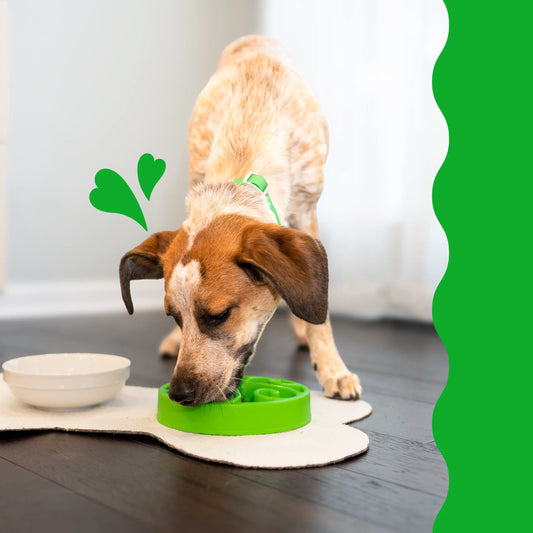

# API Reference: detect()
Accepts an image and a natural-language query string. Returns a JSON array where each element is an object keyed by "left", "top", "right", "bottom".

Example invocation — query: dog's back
[
  {"left": 187, "top": 35, "right": 329, "bottom": 229},
  {"left": 216, "top": 34, "right": 292, "bottom": 70}
]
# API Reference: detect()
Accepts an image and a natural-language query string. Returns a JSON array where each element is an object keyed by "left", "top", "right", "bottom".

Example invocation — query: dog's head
[{"left": 119, "top": 214, "right": 328, "bottom": 406}]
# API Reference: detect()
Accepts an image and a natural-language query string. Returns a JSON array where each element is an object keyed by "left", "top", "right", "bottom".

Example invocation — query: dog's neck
[
  {"left": 183, "top": 180, "right": 278, "bottom": 239},
  {"left": 185, "top": 135, "right": 289, "bottom": 231},
  {"left": 199, "top": 128, "right": 289, "bottom": 219}
]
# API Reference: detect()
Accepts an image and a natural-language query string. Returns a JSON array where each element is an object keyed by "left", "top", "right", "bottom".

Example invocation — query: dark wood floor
[{"left": 0, "top": 309, "right": 447, "bottom": 533}]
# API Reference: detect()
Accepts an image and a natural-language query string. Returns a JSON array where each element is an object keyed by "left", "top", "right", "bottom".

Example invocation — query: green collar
[{"left": 234, "top": 173, "right": 281, "bottom": 225}]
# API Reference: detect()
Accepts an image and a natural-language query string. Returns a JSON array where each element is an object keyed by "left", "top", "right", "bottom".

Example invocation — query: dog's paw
[{"left": 322, "top": 372, "right": 362, "bottom": 400}]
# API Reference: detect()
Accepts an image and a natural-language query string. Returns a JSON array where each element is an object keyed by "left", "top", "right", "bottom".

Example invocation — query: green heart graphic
[
  {"left": 138, "top": 153, "right": 166, "bottom": 200},
  {"left": 89, "top": 169, "right": 147, "bottom": 231}
]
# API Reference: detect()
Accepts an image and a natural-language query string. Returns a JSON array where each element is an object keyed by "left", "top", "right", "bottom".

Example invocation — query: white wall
[
  {"left": 259, "top": 0, "right": 448, "bottom": 320},
  {"left": 0, "top": 1, "right": 6, "bottom": 291},
  {"left": 5, "top": 0, "right": 259, "bottom": 283},
  {"left": 0, "top": 0, "right": 448, "bottom": 321}
]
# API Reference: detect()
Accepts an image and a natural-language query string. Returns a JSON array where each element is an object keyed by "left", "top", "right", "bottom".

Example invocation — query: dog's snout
[{"left": 168, "top": 380, "right": 195, "bottom": 406}]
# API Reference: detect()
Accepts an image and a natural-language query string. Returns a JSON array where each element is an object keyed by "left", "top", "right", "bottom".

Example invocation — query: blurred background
[{"left": 0, "top": 0, "right": 448, "bottom": 322}]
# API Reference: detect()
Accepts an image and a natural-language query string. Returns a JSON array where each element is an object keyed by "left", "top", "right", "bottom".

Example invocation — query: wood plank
[
  {"left": 0, "top": 431, "right": 392, "bottom": 533},
  {"left": 229, "top": 459, "right": 443, "bottom": 533},
  {"left": 330, "top": 316, "right": 447, "bottom": 381},
  {"left": 340, "top": 431, "right": 448, "bottom": 497},
  {"left": 0, "top": 455, "right": 148, "bottom": 532},
  {"left": 353, "top": 392, "right": 435, "bottom": 443},
  {"left": 356, "top": 368, "right": 445, "bottom": 404}
]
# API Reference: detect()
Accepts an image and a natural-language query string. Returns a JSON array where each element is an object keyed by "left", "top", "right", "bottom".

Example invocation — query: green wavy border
[{"left": 432, "top": 1, "right": 533, "bottom": 530}]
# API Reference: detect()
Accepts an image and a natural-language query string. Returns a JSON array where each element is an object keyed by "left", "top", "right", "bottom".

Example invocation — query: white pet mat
[{"left": 0, "top": 377, "right": 371, "bottom": 469}]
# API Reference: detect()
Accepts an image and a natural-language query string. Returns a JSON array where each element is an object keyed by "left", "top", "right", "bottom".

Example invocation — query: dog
[{"left": 119, "top": 35, "right": 362, "bottom": 406}]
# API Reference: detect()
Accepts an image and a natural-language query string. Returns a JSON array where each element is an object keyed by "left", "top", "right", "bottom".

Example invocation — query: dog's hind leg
[{"left": 159, "top": 326, "right": 182, "bottom": 358}]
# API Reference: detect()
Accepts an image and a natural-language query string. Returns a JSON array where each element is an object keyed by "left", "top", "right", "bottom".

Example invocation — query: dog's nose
[{"left": 168, "top": 381, "right": 195, "bottom": 406}]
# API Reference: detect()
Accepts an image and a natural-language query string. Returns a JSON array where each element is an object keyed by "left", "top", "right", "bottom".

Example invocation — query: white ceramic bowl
[{"left": 2, "top": 353, "right": 130, "bottom": 409}]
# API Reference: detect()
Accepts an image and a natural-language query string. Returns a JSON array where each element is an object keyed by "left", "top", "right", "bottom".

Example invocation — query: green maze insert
[{"left": 157, "top": 376, "right": 311, "bottom": 435}]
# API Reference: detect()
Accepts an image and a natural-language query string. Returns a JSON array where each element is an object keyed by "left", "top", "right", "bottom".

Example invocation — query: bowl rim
[{"left": 1, "top": 353, "right": 131, "bottom": 379}]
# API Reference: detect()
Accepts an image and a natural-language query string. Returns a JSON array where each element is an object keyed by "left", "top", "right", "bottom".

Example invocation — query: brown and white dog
[{"left": 119, "top": 35, "right": 361, "bottom": 406}]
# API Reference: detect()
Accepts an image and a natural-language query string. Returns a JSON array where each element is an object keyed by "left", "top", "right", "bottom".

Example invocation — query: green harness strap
[{"left": 234, "top": 173, "right": 281, "bottom": 225}]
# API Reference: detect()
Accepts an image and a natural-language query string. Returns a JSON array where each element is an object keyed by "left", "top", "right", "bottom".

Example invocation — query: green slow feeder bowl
[{"left": 157, "top": 376, "right": 311, "bottom": 435}]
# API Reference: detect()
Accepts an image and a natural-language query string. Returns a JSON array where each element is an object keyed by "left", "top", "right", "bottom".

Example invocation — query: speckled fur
[{"left": 187, "top": 35, "right": 328, "bottom": 229}]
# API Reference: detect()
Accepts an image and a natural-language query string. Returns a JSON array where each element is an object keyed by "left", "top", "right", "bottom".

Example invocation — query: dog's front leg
[
  {"left": 305, "top": 317, "right": 362, "bottom": 399},
  {"left": 159, "top": 326, "right": 182, "bottom": 358},
  {"left": 288, "top": 210, "right": 362, "bottom": 399}
]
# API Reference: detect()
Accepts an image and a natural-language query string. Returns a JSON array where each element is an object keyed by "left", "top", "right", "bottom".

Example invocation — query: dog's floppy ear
[
  {"left": 119, "top": 231, "right": 176, "bottom": 315},
  {"left": 237, "top": 223, "right": 329, "bottom": 324}
]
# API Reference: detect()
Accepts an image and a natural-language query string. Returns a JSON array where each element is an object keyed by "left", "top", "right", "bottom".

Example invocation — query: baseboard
[
  {"left": 0, "top": 279, "right": 432, "bottom": 322},
  {"left": 0, "top": 280, "right": 164, "bottom": 320}
]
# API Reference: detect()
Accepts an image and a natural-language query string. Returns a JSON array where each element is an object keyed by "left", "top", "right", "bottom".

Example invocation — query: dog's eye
[
  {"left": 205, "top": 308, "right": 232, "bottom": 326},
  {"left": 166, "top": 309, "right": 183, "bottom": 328},
  {"left": 173, "top": 313, "right": 183, "bottom": 328}
]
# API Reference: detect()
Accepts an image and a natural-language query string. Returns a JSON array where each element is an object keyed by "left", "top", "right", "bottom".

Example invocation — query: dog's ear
[
  {"left": 119, "top": 231, "right": 176, "bottom": 314},
  {"left": 237, "top": 223, "right": 329, "bottom": 324}
]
